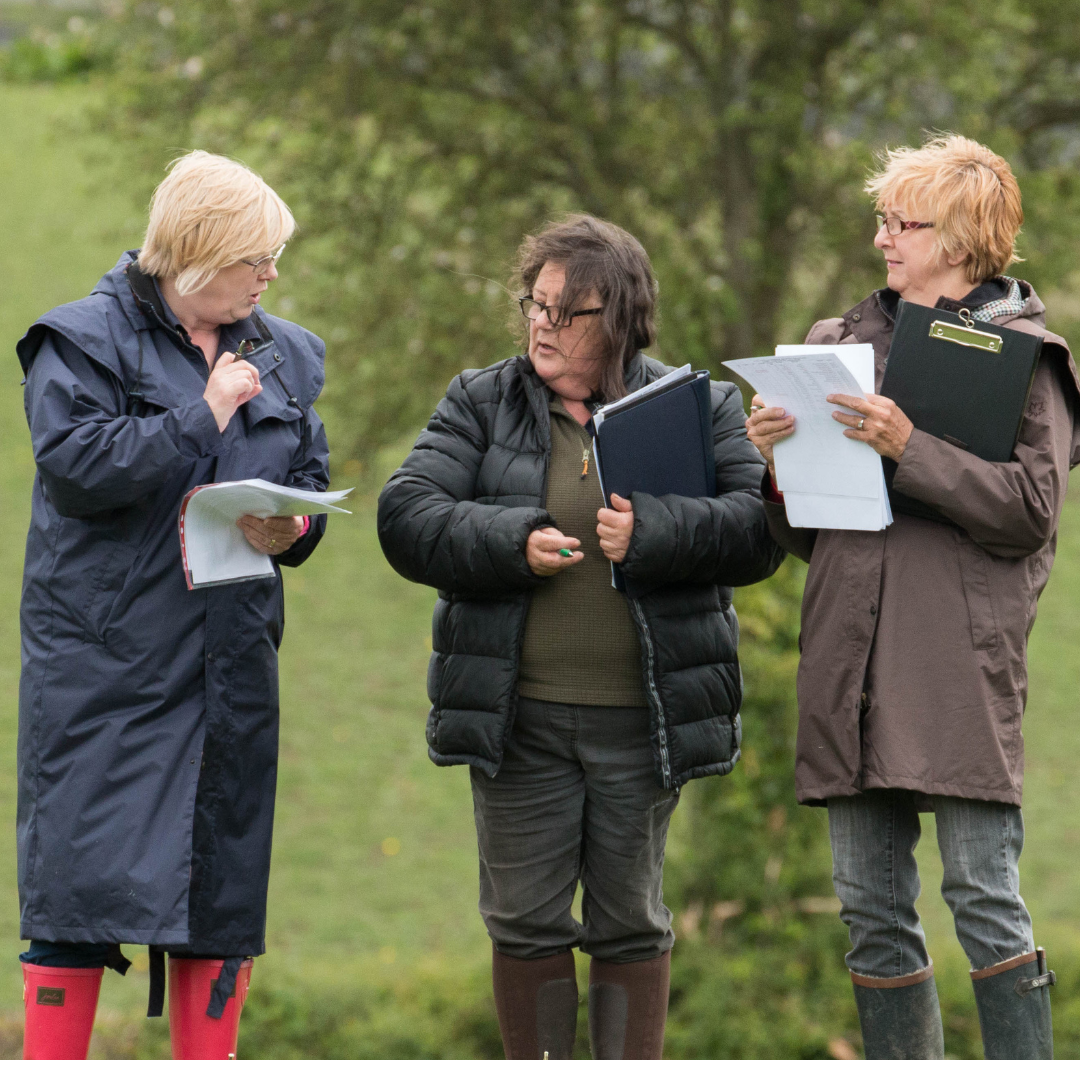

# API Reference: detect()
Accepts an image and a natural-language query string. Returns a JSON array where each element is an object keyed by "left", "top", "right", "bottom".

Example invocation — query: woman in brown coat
[{"left": 747, "top": 135, "right": 1080, "bottom": 1060}]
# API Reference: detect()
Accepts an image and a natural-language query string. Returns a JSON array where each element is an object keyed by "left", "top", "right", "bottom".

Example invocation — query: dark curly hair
[{"left": 513, "top": 214, "right": 658, "bottom": 402}]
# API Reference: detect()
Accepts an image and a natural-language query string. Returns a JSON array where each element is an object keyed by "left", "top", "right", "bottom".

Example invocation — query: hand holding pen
[{"left": 526, "top": 526, "right": 583, "bottom": 577}]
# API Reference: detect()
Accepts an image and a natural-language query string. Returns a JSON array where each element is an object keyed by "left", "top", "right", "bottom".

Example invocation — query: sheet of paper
[
  {"left": 592, "top": 364, "right": 692, "bottom": 432},
  {"left": 784, "top": 486, "right": 891, "bottom": 530},
  {"left": 773, "top": 344, "right": 892, "bottom": 528},
  {"left": 775, "top": 343, "right": 875, "bottom": 395},
  {"left": 724, "top": 354, "right": 880, "bottom": 498},
  {"left": 181, "top": 479, "right": 352, "bottom": 589}
]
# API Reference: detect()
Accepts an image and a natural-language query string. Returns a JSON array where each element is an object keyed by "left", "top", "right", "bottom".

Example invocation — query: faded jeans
[
  {"left": 828, "top": 789, "right": 1035, "bottom": 979},
  {"left": 470, "top": 697, "right": 679, "bottom": 963}
]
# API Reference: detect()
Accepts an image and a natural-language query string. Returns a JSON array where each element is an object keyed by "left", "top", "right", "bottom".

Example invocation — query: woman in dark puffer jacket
[{"left": 378, "top": 215, "right": 783, "bottom": 1059}]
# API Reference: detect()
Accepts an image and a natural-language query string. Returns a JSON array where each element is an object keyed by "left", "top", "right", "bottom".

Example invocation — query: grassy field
[{"left": 0, "top": 83, "right": 1077, "bottom": 1058}]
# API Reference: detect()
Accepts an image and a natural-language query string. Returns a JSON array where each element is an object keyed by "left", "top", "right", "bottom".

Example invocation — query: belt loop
[
  {"left": 147, "top": 947, "right": 166, "bottom": 1017},
  {"left": 105, "top": 943, "right": 132, "bottom": 976},
  {"left": 207, "top": 956, "right": 244, "bottom": 1019}
]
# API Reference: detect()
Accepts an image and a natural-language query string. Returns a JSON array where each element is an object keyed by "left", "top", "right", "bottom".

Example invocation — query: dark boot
[
  {"left": 588, "top": 952, "right": 670, "bottom": 1059},
  {"left": 971, "top": 948, "right": 1055, "bottom": 1059},
  {"left": 491, "top": 947, "right": 578, "bottom": 1059},
  {"left": 851, "top": 964, "right": 945, "bottom": 1059}
]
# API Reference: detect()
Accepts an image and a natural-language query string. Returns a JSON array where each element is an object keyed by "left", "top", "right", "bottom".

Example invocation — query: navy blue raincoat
[{"left": 16, "top": 251, "right": 329, "bottom": 956}]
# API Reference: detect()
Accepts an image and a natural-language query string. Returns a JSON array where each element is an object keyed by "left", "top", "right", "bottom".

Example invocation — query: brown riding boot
[
  {"left": 490, "top": 947, "right": 579, "bottom": 1059},
  {"left": 588, "top": 952, "right": 670, "bottom": 1059}
]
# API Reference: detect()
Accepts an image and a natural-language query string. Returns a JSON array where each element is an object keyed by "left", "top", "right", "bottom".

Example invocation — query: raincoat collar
[{"left": 124, "top": 254, "right": 270, "bottom": 359}]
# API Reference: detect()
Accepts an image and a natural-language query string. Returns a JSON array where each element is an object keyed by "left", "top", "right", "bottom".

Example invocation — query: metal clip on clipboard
[{"left": 928, "top": 307, "right": 1004, "bottom": 354}]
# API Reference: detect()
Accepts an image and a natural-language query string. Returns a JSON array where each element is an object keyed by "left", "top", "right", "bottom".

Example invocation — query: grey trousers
[
  {"left": 829, "top": 789, "right": 1035, "bottom": 979},
  {"left": 470, "top": 697, "right": 678, "bottom": 963}
]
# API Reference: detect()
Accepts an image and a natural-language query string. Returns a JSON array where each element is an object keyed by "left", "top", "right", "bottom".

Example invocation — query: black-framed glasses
[
  {"left": 241, "top": 242, "right": 287, "bottom": 273},
  {"left": 875, "top": 215, "right": 934, "bottom": 235},
  {"left": 519, "top": 296, "right": 603, "bottom": 327}
]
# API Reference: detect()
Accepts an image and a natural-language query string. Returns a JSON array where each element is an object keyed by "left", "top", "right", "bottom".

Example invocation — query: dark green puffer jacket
[{"left": 377, "top": 352, "right": 785, "bottom": 789}]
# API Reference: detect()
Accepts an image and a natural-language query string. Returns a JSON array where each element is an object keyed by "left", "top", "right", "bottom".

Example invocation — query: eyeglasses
[
  {"left": 519, "top": 296, "right": 603, "bottom": 327},
  {"left": 241, "top": 242, "right": 287, "bottom": 273},
  {"left": 875, "top": 215, "right": 934, "bottom": 235}
]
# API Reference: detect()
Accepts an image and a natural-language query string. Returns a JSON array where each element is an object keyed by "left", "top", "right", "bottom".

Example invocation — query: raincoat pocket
[
  {"left": 954, "top": 533, "right": 1000, "bottom": 653},
  {"left": 79, "top": 538, "right": 139, "bottom": 645}
]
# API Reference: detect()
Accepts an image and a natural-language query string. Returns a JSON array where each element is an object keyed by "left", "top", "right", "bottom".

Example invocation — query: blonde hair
[
  {"left": 864, "top": 134, "right": 1023, "bottom": 283},
  {"left": 139, "top": 151, "right": 295, "bottom": 295}
]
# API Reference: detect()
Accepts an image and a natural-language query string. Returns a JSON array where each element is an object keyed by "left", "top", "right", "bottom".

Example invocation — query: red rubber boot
[
  {"left": 21, "top": 963, "right": 103, "bottom": 1059},
  {"left": 168, "top": 958, "right": 253, "bottom": 1059}
]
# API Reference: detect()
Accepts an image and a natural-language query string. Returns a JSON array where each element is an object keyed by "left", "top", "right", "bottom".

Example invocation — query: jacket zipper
[{"left": 631, "top": 597, "right": 673, "bottom": 790}]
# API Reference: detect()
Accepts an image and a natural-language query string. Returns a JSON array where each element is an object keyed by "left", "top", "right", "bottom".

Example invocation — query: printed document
[
  {"left": 724, "top": 349, "right": 891, "bottom": 530},
  {"left": 180, "top": 478, "right": 352, "bottom": 589}
]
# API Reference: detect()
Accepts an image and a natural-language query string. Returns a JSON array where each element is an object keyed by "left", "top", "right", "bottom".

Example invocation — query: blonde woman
[
  {"left": 747, "top": 135, "right": 1080, "bottom": 1059},
  {"left": 16, "top": 152, "right": 329, "bottom": 1059}
]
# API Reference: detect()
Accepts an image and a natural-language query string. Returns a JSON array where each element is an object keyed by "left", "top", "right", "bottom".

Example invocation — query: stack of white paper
[
  {"left": 179, "top": 478, "right": 352, "bottom": 589},
  {"left": 723, "top": 346, "right": 892, "bottom": 531}
]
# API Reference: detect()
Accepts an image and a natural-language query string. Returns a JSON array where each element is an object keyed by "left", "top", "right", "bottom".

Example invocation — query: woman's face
[
  {"left": 874, "top": 205, "right": 961, "bottom": 298},
  {"left": 527, "top": 262, "right": 607, "bottom": 401},
  {"left": 180, "top": 256, "right": 279, "bottom": 329}
]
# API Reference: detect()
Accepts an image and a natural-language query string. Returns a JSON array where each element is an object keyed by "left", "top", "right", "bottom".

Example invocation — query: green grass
[{"left": 0, "top": 82, "right": 1078, "bottom": 1057}]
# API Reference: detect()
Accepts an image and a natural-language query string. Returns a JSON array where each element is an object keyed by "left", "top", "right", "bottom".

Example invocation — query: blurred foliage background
[{"left": 1, "top": 0, "right": 1080, "bottom": 1059}]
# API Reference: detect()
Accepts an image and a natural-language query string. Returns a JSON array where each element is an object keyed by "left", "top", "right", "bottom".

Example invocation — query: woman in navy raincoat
[{"left": 15, "top": 151, "right": 330, "bottom": 1059}]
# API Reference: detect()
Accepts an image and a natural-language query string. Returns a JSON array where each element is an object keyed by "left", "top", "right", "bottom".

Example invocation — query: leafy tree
[{"left": 94, "top": 0, "right": 1080, "bottom": 460}]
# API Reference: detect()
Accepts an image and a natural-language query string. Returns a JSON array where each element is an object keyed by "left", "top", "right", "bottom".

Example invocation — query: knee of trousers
[
  {"left": 478, "top": 881, "right": 584, "bottom": 959},
  {"left": 481, "top": 896, "right": 582, "bottom": 960}
]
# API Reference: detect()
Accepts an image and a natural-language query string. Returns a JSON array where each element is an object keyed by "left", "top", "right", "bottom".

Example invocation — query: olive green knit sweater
[{"left": 517, "top": 397, "right": 647, "bottom": 707}]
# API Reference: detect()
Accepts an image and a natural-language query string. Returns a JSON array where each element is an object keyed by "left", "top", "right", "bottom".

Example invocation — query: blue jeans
[{"left": 828, "top": 790, "right": 1035, "bottom": 978}]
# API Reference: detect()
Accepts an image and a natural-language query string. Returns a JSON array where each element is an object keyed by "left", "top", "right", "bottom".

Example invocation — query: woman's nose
[{"left": 260, "top": 263, "right": 279, "bottom": 282}]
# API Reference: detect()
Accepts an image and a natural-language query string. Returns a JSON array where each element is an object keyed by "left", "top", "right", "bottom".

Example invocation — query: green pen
[{"left": 558, "top": 548, "right": 573, "bottom": 557}]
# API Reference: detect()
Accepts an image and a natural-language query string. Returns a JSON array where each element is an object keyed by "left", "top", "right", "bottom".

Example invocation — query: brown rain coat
[{"left": 765, "top": 284, "right": 1080, "bottom": 806}]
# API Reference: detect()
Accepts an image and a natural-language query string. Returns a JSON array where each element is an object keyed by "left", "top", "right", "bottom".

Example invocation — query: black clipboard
[{"left": 879, "top": 299, "right": 1042, "bottom": 523}]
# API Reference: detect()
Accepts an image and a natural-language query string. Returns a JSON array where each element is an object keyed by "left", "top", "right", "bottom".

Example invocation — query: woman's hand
[
  {"left": 745, "top": 394, "right": 794, "bottom": 480},
  {"left": 827, "top": 393, "right": 914, "bottom": 462},
  {"left": 526, "top": 526, "right": 583, "bottom": 576},
  {"left": 597, "top": 493, "right": 634, "bottom": 564},
  {"left": 238, "top": 515, "right": 306, "bottom": 555},
  {"left": 204, "top": 351, "right": 263, "bottom": 432}
]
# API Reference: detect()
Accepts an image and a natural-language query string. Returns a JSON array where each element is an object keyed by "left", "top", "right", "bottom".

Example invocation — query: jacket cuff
[
  {"left": 621, "top": 492, "right": 674, "bottom": 580},
  {"left": 169, "top": 398, "right": 225, "bottom": 459},
  {"left": 891, "top": 427, "right": 945, "bottom": 501},
  {"left": 277, "top": 513, "right": 325, "bottom": 566},
  {"left": 489, "top": 506, "right": 557, "bottom": 585},
  {"left": 762, "top": 470, "right": 784, "bottom": 504}
]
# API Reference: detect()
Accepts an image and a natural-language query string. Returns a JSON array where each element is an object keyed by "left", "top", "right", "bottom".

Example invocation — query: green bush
[{"left": 1, "top": 36, "right": 96, "bottom": 84}]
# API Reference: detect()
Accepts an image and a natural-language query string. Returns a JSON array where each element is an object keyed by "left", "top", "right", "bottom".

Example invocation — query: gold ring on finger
[{"left": 857, "top": 418, "right": 865, "bottom": 431}]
